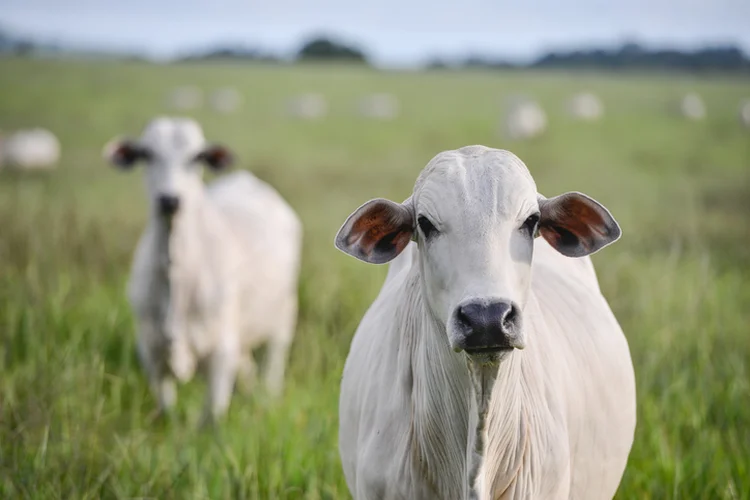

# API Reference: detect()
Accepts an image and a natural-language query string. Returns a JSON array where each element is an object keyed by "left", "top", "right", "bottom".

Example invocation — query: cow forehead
[
  {"left": 139, "top": 117, "right": 206, "bottom": 157},
  {"left": 414, "top": 146, "right": 537, "bottom": 218}
]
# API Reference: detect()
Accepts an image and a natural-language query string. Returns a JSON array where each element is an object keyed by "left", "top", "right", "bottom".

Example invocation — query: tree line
[{"left": 1, "top": 28, "right": 748, "bottom": 73}]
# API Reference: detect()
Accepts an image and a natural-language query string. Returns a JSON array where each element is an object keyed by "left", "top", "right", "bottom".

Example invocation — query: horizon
[{"left": 3, "top": 0, "right": 750, "bottom": 68}]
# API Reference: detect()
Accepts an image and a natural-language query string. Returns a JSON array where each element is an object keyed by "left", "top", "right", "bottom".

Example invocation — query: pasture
[{"left": 0, "top": 58, "right": 748, "bottom": 499}]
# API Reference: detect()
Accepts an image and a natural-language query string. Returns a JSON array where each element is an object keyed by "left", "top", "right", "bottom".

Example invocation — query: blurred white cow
[
  {"left": 739, "top": 99, "right": 750, "bottom": 128},
  {"left": 335, "top": 146, "right": 635, "bottom": 499},
  {"left": 284, "top": 93, "right": 328, "bottom": 120},
  {"left": 567, "top": 92, "right": 604, "bottom": 121},
  {"left": 0, "top": 128, "right": 60, "bottom": 170},
  {"left": 104, "top": 117, "right": 302, "bottom": 425},
  {"left": 502, "top": 98, "right": 547, "bottom": 141},
  {"left": 356, "top": 93, "right": 400, "bottom": 120},
  {"left": 209, "top": 87, "right": 243, "bottom": 114},
  {"left": 166, "top": 86, "right": 203, "bottom": 111},
  {"left": 680, "top": 93, "right": 706, "bottom": 121}
]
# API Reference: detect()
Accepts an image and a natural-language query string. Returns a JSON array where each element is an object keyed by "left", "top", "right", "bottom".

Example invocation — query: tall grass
[{"left": 0, "top": 58, "right": 748, "bottom": 498}]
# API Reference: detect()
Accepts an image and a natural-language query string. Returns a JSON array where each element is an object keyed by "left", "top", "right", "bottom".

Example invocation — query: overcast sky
[{"left": 3, "top": 0, "right": 749, "bottom": 66}]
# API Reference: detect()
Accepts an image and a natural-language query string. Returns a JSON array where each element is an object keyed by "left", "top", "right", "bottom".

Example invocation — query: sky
[{"left": 3, "top": 0, "right": 750, "bottom": 66}]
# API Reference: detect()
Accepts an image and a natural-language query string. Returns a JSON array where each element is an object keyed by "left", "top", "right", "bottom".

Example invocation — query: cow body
[
  {"left": 129, "top": 171, "right": 301, "bottom": 388},
  {"left": 108, "top": 118, "right": 301, "bottom": 424},
  {"left": 336, "top": 146, "right": 636, "bottom": 499}
]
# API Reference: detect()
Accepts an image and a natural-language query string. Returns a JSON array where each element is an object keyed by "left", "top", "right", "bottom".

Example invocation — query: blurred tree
[
  {"left": 296, "top": 36, "right": 368, "bottom": 64},
  {"left": 178, "top": 45, "right": 280, "bottom": 63},
  {"left": 531, "top": 43, "right": 750, "bottom": 73},
  {"left": 0, "top": 26, "right": 36, "bottom": 56}
]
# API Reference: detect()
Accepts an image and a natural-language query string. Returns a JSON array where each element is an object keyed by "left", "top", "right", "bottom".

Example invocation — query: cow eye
[
  {"left": 417, "top": 215, "right": 438, "bottom": 239},
  {"left": 522, "top": 213, "right": 540, "bottom": 237}
]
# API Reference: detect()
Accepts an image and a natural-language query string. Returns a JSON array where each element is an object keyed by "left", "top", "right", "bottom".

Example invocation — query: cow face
[
  {"left": 335, "top": 146, "right": 620, "bottom": 362},
  {"left": 104, "top": 117, "right": 233, "bottom": 219}
]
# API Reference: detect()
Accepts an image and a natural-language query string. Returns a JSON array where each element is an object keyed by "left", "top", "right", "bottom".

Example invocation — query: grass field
[{"left": 0, "top": 57, "right": 749, "bottom": 499}]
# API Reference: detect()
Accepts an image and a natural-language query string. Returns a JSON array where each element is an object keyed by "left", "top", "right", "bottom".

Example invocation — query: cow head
[
  {"left": 335, "top": 146, "right": 620, "bottom": 362},
  {"left": 103, "top": 117, "right": 233, "bottom": 219}
]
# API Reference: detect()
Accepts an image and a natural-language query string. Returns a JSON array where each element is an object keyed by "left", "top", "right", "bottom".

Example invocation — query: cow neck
[
  {"left": 470, "top": 350, "right": 527, "bottom": 499},
  {"left": 401, "top": 265, "right": 527, "bottom": 500},
  {"left": 152, "top": 188, "right": 210, "bottom": 281}
]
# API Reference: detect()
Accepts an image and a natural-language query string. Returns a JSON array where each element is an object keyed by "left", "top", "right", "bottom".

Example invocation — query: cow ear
[
  {"left": 335, "top": 198, "right": 414, "bottom": 264},
  {"left": 103, "top": 138, "right": 149, "bottom": 169},
  {"left": 538, "top": 192, "right": 621, "bottom": 257},
  {"left": 196, "top": 144, "right": 233, "bottom": 171}
]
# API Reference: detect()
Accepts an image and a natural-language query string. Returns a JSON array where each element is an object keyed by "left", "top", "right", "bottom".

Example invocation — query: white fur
[
  {"left": 337, "top": 146, "right": 636, "bottom": 499},
  {"left": 116, "top": 117, "right": 301, "bottom": 424}
]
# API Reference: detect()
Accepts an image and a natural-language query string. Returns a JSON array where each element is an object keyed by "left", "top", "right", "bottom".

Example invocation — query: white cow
[
  {"left": 104, "top": 117, "right": 302, "bottom": 425},
  {"left": 357, "top": 93, "right": 400, "bottom": 120},
  {"left": 502, "top": 99, "right": 547, "bottom": 141},
  {"left": 284, "top": 93, "right": 328, "bottom": 120},
  {"left": 335, "top": 146, "right": 636, "bottom": 499},
  {"left": 0, "top": 128, "right": 60, "bottom": 170},
  {"left": 209, "top": 87, "right": 243, "bottom": 114},
  {"left": 567, "top": 92, "right": 604, "bottom": 121},
  {"left": 166, "top": 86, "right": 203, "bottom": 111},
  {"left": 680, "top": 93, "right": 706, "bottom": 121},
  {"left": 739, "top": 99, "right": 750, "bottom": 128}
]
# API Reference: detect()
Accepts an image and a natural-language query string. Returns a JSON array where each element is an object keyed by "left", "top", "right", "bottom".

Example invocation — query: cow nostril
[
  {"left": 457, "top": 306, "right": 470, "bottom": 328},
  {"left": 500, "top": 304, "right": 519, "bottom": 331},
  {"left": 457, "top": 303, "right": 480, "bottom": 329}
]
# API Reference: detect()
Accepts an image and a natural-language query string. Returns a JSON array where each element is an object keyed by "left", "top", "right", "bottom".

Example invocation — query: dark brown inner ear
[
  {"left": 335, "top": 198, "right": 415, "bottom": 264},
  {"left": 111, "top": 142, "right": 149, "bottom": 168},
  {"left": 197, "top": 146, "right": 233, "bottom": 170},
  {"left": 540, "top": 196, "right": 610, "bottom": 252},
  {"left": 348, "top": 203, "right": 412, "bottom": 258},
  {"left": 539, "top": 225, "right": 580, "bottom": 251},
  {"left": 537, "top": 191, "right": 622, "bottom": 258}
]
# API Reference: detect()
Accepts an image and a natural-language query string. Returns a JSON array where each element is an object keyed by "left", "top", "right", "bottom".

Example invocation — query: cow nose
[
  {"left": 454, "top": 299, "right": 523, "bottom": 352},
  {"left": 158, "top": 195, "right": 180, "bottom": 216}
]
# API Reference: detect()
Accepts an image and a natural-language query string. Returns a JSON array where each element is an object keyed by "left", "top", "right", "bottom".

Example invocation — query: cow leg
[
  {"left": 262, "top": 308, "right": 296, "bottom": 397},
  {"left": 200, "top": 334, "right": 240, "bottom": 427},
  {"left": 137, "top": 323, "right": 177, "bottom": 417},
  {"left": 263, "top": 336, "right": 291, "bottom": 397},
  {"left": 262, "top": 297, "right": 297, "bottom": 397},
  {"left": 236, "top": 351, "right": 258, "bottom": 395}
]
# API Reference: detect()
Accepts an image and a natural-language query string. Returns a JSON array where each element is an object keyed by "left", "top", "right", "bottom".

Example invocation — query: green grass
[{"left": 0, "top": 58, "right": 749, "bottom": 499}]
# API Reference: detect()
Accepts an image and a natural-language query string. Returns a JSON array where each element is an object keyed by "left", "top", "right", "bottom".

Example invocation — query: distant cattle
[
  {"left": 209, "top": 87, "right": 243, "bottom": 114},
  {"left": 335, "top": 145, "right": 635, "bottom": 499},
  {"left": 567, "top": 92, "right": 604, "bottom": 121},
  {"left": 739, "top": 99, "right": 750, "bottom": 128},
  {"left": 0, "top": 128, "right": 60, "bottom": 170},
  {"left": 502, "top": 98, "right": 547, "bottom": 140},
  {"left": 356, "top": 93, "right": 400, "bottom": 120},
  {"left": 680, "top": 93, "right": 706, "bottom": 121},
  {"left": 166, "top": 86, "right": 203, "bottom": 111},
  {"left": 284, "top": 93, "right": 328, "bottom": 120},
  {"left": 104, "top": 117, "right": 302, "bottom": 426}
]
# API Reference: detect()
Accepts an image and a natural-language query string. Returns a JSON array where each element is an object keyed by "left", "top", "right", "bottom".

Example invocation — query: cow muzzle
[
  {"left": 450, "top": 298, "right": 525, "bottom": 355},
  {"left": 157, "top": 194, "right": 181, "bottom": 217}
]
